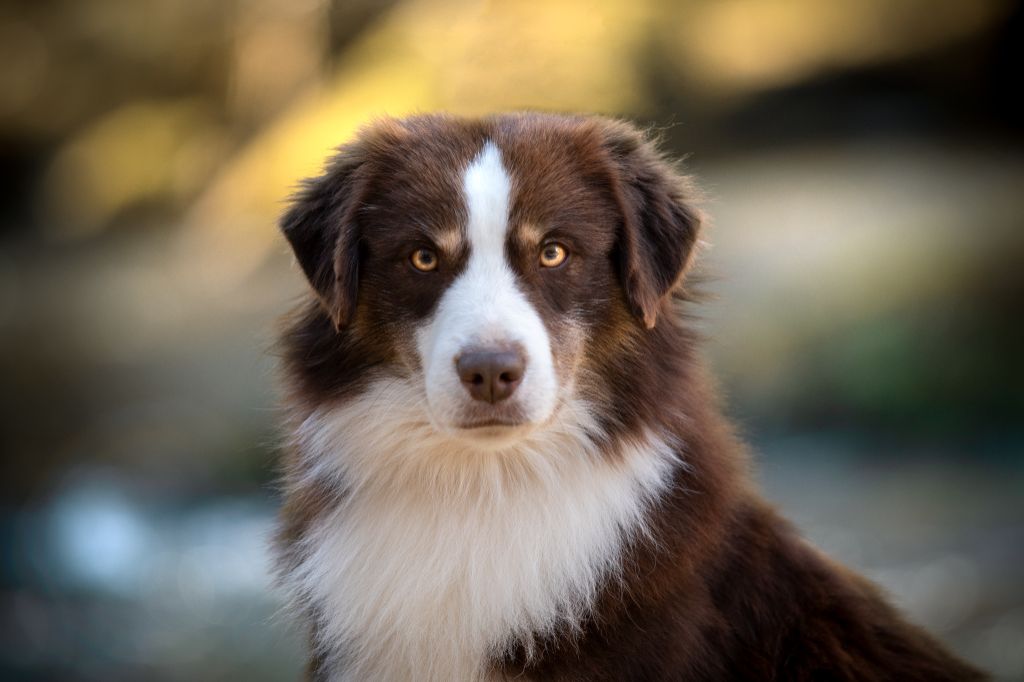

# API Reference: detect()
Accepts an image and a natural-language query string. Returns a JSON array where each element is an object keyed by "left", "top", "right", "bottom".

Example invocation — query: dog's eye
[
  {"left": 410, "top": 248, "right": 439, "bottom": 272},
  {"left": 539, "top": 243, "right": 568, "bottom": 268}
]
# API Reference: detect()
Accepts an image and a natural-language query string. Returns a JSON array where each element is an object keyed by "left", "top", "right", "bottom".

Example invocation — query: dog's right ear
[
  {"left": 596, "top": 120, "right": 704, "bottom": 330},
  {"left": 280, "top": 143, "right": 369, "bottom": 331}
]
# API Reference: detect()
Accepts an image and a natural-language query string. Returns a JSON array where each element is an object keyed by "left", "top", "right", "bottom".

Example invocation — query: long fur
[
  {"left": 281, "top": 377, "right": 678, "bottom": 680},
  {"left": 274, "top": 112, "right": 986, "bottom": 682}
]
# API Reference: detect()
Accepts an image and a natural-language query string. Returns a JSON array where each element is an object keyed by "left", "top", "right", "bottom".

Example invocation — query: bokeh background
[{"left": 1, "top": 0, "right": 1022, "bottom": 679}]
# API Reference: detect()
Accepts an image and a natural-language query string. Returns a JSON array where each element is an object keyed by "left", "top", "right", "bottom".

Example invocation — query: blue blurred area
[
  {"left": 1, "top": 477, "right": 291, "bottom": 680},
  {"left": 0, "top": 0, "right": 1022, "bottom": 680}
]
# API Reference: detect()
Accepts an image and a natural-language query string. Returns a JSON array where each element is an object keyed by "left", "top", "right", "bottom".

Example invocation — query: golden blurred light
[
  {"left": 0, "top": 17, "right": 49, "bottom": 117},
  {"left": 664, "top": 0, "right": 1014, "bottom": 94},
  {"left": 227, "top": 0, "right": 329, "bottom": 124},
  {"left": 178, "top": 0, "right": 1014, "bottom": 291},
  {"left": 181, "top": 0, "right": 656, "bottom": 286},
  {"left": 42, "top": 100, "right": 227, "bottom": 239}
]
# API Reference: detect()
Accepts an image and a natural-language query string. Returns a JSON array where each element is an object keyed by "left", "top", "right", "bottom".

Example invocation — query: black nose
[{"left": 456, "top": 349, "right": 526, "bottom": 403}]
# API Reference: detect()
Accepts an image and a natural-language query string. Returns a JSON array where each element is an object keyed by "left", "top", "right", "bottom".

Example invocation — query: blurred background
[{"left": 0, "top": 0, "right": 1021, "bottom": 679}]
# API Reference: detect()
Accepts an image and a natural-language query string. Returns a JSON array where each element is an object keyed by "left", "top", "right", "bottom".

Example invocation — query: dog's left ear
[
  {"left": 280, "top": 141, "right": 370, "bottom": 331},
  {"left": 599, "top": 121, "right": 703, "bottom": 329}
]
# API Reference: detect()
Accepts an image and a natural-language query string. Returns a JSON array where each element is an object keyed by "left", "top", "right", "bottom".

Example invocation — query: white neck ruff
[{"left": 282, "top": 377, "right": 679, "bottom": 681}]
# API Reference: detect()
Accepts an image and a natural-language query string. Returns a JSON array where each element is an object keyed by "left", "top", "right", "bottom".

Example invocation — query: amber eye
[
  {"left": 539, "top": 242, "right": 568, "bottom": 268},
  {"left": 410, "top": 248, "right": 438, "bottom": 272}
]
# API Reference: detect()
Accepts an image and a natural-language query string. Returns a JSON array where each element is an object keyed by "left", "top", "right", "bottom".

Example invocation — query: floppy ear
[
  {"left": 280, "top": 143, "right": 369, "bottom": 330},
  {"left": 601, "top": 122, "right": 703, "bottom": 329}
]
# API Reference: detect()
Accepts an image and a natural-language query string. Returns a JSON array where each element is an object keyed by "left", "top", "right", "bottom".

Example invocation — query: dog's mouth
[
  {"left": 449, "top": 400, "right": 530, "bottom": 433},
  {"left": 443, "top": 389, "right": 572, "bottom": 445},
  {"left": 456, "top": 418, "right": 524, "bottom": 429},
  {"left": 446, "top": 412, "right": 537, "bottom": 447},
  {"left": 450, "top": 420, "right": 534, "bottom": 449}
]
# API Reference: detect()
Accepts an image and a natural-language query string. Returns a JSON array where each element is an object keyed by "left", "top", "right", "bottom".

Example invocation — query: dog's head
[{"left": 281, "top": 113, "right": 701, "bottom": 448}]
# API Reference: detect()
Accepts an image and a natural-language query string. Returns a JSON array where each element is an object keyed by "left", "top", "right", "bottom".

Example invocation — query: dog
[{"left": 273, "top": 112, "right": 985, "bottom": 681}]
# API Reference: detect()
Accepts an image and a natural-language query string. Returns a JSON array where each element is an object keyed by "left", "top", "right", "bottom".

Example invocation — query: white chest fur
[{"left": 282, "top": 378, "right": 677, "bottom": 681}]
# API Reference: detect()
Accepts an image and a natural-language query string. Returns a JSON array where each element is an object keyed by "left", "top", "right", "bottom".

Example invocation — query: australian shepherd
[{"left": 273, "top": 112, "right": 984, "bottom": 681}]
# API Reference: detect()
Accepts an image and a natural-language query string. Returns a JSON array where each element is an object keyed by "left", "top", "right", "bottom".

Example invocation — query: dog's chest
[{"left": 286, "top": 426, "right": 675, "bottom": 681}]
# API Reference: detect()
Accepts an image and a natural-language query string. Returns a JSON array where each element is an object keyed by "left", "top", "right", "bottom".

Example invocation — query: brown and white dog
[{"left": 273, "top": 112, "right": 985, "bottom": 681}]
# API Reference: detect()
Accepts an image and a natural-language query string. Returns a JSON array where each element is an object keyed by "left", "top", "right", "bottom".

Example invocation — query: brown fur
[{"left": 275, "top": 112, "right": 986, "bottom": 680}]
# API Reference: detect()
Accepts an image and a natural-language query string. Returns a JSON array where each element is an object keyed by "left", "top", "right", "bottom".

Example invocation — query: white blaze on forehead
[
  {"left": 415, "top": 141, "right": 559, "bottom": 435},
  {"left": 463, "top": 141, "right": 512, "bottom": 259}
]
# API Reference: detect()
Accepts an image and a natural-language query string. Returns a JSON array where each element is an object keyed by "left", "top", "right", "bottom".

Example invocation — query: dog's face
[{"left": 281, "top": 113, "right": 700, "bottom": 447}]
